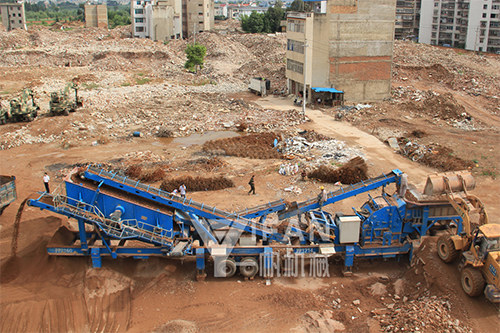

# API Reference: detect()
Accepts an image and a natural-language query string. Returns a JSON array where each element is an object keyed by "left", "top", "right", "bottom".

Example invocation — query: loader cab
[{"left": 473, "top": 225, "right": 500, "bottom": 260}]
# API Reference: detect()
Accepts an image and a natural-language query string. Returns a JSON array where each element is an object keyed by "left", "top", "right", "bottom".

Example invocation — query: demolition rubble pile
[
  {"left": 0, "top": 88, "right": 305, "bottom": 150},
  {"left": 393, "top": 41, "right": 500, "bottom": 99},
  {"left": 0, "top": 26, "right": 286, "bottom": 87},
  {"left": 202, "top": 132, "right": 281, "bottom": 159},
  {"left": 371, "top": 294, "right": 472, "bottom": 333},
  {"left": 277, "top": 135, "right": 364, "bottom": 166},
  {"left": 307, "top": 157, "right": 368, "bottom": 184}
]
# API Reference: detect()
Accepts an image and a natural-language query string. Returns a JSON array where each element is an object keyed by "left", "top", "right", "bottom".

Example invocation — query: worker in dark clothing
[{"left": 248, "top": 175, "right": 256, "bottom": 195}]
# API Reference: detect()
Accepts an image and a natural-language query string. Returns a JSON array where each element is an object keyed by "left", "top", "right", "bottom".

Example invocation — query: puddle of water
[{"left": 154, "top": 131, "right": 241, "bottom": 147}]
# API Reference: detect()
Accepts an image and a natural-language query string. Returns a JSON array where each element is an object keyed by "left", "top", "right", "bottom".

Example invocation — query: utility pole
[{"left": 302, "top": 40, "right": 308, "bottom": 120}]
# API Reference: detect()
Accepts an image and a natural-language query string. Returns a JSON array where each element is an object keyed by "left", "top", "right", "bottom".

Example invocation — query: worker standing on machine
[
  {"left": 248, "top": 175, "right": 256, "bottom": 195},
  {"left": 318, "top": 186, "right": 327, "bottom": 209},
  {"left": 43, "top": 172, "right": 50, "bottom": 193},
  {"left": 179, "top": 184, "right": 186, "bottom": 198}
]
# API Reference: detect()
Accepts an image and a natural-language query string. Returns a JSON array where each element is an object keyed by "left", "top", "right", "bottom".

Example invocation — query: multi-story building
[
  {"left": 419, "top": 0, "right": 500, "bottom": 53},
  {"left": 131, "top": 0, "right": 183, "bottom": 40},
  {"left": 84, "top": 3, "right": 108, "bottom": 29},
  {"left": 286, "top": 0, "right": 396, "bottom": 103},
  {"left": 132, "top": 0, "right": 153, "bottom": 38},
  {"left": 182, "top": 0, "right": 214, "bottom": 38},
  {"left": 227, "top": 5, "right": 266, "bottom": 20},
  {"left": 0, "top": 2, "right": 27, "bottom": 31},
  {"left": 395, "top": 0, "right": 421, "bottom": 40},
  {"left": 214, "top": 3, "right": 227, "bottom": 18}
]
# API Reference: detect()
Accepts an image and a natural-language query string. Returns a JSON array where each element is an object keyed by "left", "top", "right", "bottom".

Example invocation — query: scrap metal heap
[{"left": 27, "top": 165, "right": 499, "bottom": 301}]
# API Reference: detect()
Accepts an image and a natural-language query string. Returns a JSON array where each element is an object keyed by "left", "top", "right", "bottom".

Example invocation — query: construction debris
[
  {"left": 160, "top": 175, "right": 234, "bottom": 192},
  {"left": 202, "top": 132, "right": 281, "bottom": 159},
  {"left": 307, "top": 157, "right": 368, "bottom": 184},
  {"left": 278, "top": 136, "right": 364, "bottom": 165}
]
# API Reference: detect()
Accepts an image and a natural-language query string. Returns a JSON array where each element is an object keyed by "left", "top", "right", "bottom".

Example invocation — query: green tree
[
  {"left": 184, "top": 43, "right": 207, "bottom": 73},
  {"left": 266, "top": 2, "right": 285, "bottom": 33},
  {"left": 289, "top": 0, "right": 304, "bottom": 12},
  {"left": 241, "top": 3, "right": 285, "bottom": 34},
  {"left": 242, "top": 11, "right": 265, "bottom": 33}
]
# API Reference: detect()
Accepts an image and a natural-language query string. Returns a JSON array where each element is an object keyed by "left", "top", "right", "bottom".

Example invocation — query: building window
[
  {"left": 136, "top": 26, "right": 144, "bottom": 32},
  {"left": 287, "top": 59, "right": 303, "bottom": 74},
  {"left": 137, "top": 1, "right": 141, "bottom": 4},
  {"left": 287, "top": 39, "right": 304, "bottom": 54},
  {"left": 287, "top": 19, "right": 304, "bottom": 33},
  {"left": 482, "top": 13, "right": 487, "bottom": 18},
  {"left": 484, "top": 4, "right": 488, "bottom": 9},
  {"left": 19, "top": 20, "right": 21, "bottom": 24},
  {"left": 135, "top": 18, "right": 144, "bottom": 23},
  {"left": 135, "top": 9, "right": 144, "bottom": 14}
]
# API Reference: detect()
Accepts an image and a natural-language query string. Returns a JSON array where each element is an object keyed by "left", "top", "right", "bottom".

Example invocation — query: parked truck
[
  {"left": 248, "top": 77, "right": 270, "bottom": 96},
  {"left": 0, "top": 175, "right": 16, "bottom": 215}
]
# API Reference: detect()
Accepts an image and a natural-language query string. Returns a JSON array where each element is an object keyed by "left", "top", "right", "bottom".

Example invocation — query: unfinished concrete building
[
  {"left": 182, "top": 0, "right": 214, "bottom": 38},
  {"left": 286, "top": 0, "right": 396, "bottom": 103},
  {"left": 152, "top": 0, "right": 183, "bottom": 40},
  {"left": 131, "top": 0, "right": 182, "bottom": 41},
  {"left": 84, "top": 3, "right": 108, "bottom": 29},
  {"left": 0, "top": 2, "right": 27, "bottom": 31}
]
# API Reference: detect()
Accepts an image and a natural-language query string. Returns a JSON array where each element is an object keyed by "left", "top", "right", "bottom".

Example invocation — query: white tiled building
[{"left": 419, "top": 0, "right": 500, "bottom": 53}]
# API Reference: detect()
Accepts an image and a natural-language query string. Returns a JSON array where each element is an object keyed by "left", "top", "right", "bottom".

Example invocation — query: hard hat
[{"left": 320, "top": 186, "right": 324, "bottom": 190}]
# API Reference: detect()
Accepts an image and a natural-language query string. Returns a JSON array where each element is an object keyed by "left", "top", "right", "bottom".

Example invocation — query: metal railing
[{"left": 86, "top": 165, "right": 276, "bottom": 235}]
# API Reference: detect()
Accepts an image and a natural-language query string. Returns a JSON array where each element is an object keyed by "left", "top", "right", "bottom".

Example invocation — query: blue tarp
[{"left": 311, "top": 87, "right": 344, "bottom": 93}]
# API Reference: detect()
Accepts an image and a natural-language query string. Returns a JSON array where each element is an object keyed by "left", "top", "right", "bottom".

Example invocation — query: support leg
[
  {"left": 91, "top": 248, "right": 102, "bottom": 268},
  {"left": 196, "top": 248, "right": 206, "bottom": 281},
  {"left": 343, "top": 245, "right": 354, "bottom": 277},
  {"left": 78, "top": 218, "right": 89, "bottom": 253}
]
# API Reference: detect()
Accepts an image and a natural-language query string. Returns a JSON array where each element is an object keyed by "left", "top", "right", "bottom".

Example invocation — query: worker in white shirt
[{"left": 43, "top": 172, "right": 50, "bottom": 193}]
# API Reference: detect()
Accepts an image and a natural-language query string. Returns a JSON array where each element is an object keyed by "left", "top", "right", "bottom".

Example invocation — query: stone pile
[
  {"left": 393, "top": 41, "right": 499, "bottom": 98},
  {"left": 278, "top": 136, "right": 364, "bottom": 166},
  {"left": 371, "top": 294, "right": 472, "bottom": 333}
]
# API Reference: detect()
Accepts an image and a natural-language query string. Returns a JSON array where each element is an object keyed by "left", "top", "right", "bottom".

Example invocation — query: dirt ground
[{"left": 1, "top": 23, "right": 499, "bottom": 333}]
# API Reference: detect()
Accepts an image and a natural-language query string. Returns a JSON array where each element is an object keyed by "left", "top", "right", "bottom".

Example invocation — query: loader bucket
[{"left": 423, "top": 171, "right": 476, "bottom": 196}]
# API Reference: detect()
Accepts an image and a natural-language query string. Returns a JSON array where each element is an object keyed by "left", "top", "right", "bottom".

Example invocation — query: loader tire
[
  {"left": 239, "top": 257, "right": 258, "bottom": 278},
  {"left": 437, "top": 235, "right": 459, "bottom": 263},
  {"left": 215, "top": 258, "right": 236, "bottom": 278},
  {"left": 461, "top": 267, "right": 485, "bottom": 297}
]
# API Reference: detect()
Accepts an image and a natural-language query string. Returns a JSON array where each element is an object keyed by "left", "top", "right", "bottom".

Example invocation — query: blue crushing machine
[{"left": 28, "top": 165, "right": 465, "bottom": 279}]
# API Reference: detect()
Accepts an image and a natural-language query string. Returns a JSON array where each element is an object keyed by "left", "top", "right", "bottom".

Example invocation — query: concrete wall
[
  {"left": 310, "top": 14, "right": 330, "bottom": 89},
  {"left": 327, "top": 0, "right": 396, "bottom": 101},
  {"left": 85, "top": 4, "right": 108, "bottom": 29},
  {"left": 418, "top": 0, "right": 434, "bottom": 44},
  {"left": 151, "top": 0, "right": 182, "bottom": 40},
  {"left": 182, "top": 0, "right": 214, "bottom": 37},
  {"left": 0, "top": 3, "right": 27, "bottom": 31}
]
